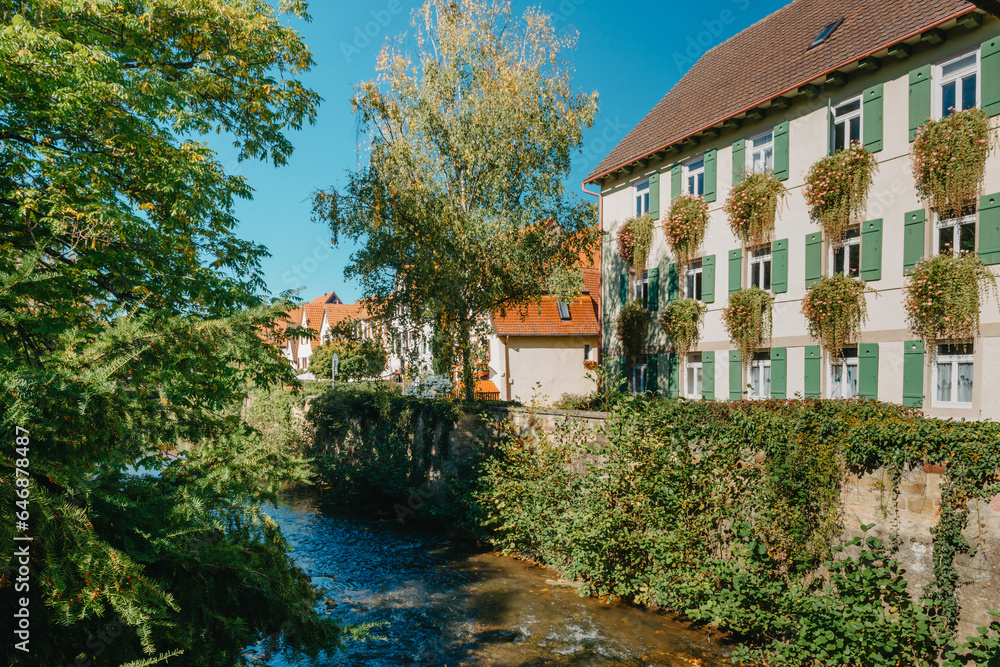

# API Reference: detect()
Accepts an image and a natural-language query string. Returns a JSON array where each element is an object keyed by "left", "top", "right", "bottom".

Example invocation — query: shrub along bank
[{"left": 308, "top": 389, "right": 1000, "bottom": 665}]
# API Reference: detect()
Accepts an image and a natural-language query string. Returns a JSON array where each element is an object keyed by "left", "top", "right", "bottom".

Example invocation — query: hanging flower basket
[
  {"left": 616, "top": 300, "right": 648, "bottom": 365},
  {"left": 724, "top": 171, "right": 787, "bottom": 248},
  {"left": 658, "top": 298, "right": 706, "bottom": 360},
  {"left": 801, "top": 275, "right": 872, "bottom": 358},
  {"left": 912, "top": 107, "right": 994, "bottom": 217},
  {"left": 803, "top": 144, "right": 878, "bottom": 243},
  {"left": 722, "top": 287, "right": 774, "bottom": 367},
  {"left": 617, "top": 214, "right": 655, "bottom": 275},
  {"left": 663, "top": 194, "right": 708, "bottom": 268},
  {"left": 903, "top": 253, "right": 998, "bottom": 357}
]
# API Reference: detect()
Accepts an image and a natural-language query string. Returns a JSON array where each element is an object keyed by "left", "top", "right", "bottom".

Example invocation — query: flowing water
[{"left": 257, "top": 489, "right": 731, "bottom": 667}]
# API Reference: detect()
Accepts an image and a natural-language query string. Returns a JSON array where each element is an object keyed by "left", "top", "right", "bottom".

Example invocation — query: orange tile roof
[
  {"left": 586, "top": 0, "right": 976, "bottom": 182},
  {"left": 323, "top": 303, "right": 366, "bottom": 328},
  {"left": 310, "top": 291, "right": 343, "bottom": 305},
  {"left": 493, "top": 266, "right": 601, "bottom": 337}
]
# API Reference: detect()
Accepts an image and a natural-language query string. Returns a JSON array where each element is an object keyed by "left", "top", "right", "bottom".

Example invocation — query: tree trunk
[{"left": 459, "top": 320, "right": 474, "bottom": 402}]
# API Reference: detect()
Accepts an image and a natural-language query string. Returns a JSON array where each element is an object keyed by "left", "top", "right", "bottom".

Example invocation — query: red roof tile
[
  {"left": 586, "top": 0, "right": 976, "bottom": 182},
  {"left": 493, "top": 266, "right": 601, "bottom": 337}
]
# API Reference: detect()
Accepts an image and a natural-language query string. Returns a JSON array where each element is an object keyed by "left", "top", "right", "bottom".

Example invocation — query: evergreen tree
[{"left": 0, "top": 2, "right": 349, "bottom": 664}]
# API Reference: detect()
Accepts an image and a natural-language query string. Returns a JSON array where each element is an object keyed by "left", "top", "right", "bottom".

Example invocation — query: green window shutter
[
  {"left": 804, "top": 346, "right": 821, "bottom": 398},
  {"left": 774, "top": 121, "right": 790, "bottom": 181},
  {"left": 860, "top": 218, "right": 883, "bottom": 281},
  {"left": 732, "top": 139, "right": 746, "bottom": 186},
  {"left": 909, "top": 65, "right": 931, "bottom": 142},
  {"left": 647, "top": 353, "right": 659, "bottom": 396},
  {"left": 979, "top": 193, "right": 1000, "bottom": 265},
  {"left": 771, "top": 238, "right": 789, "bottom": 293},
  {"left": 649, "top": 171, "right": 661, "bottom": 220},
  {"left": 805, "top": 232, "right": 823, "bottom": 288},
  {"left": 702, "top": 351, "right": 715, "bottom": 401},
  {"left": 704, "top": 148, "right": 718, "bottom": 203},
  {"left": 771, "top": 347, "right": 787, "bottom": 399},
  {"left": 666, "top": 263, "right": 680, "bottom": 304},
  {"left": 863, "top": 84, "right": 884, "bottom": 153},
  {"left": 667, "top": 352, "right": 680, "bottom": 398},
  {"left": 728, "top": 248, "right": 742, "bottom": 295},
  {"left": 982, "top": 37, "right": 1000, "bottom": 117},
  {"left": 702, "top": 255, "right": 716, "bottom": 303},
  {"left": 729, "top": 350, "right": 743, "bottom": 400},
  {"left": 671, "top": 164, "right": 682, "bottom": 200},
  {"left": 903, "top": 209, "right": 926, "bottom": 274},
  {"left": 903, "top": 341, "right": 925, "bottom": 408},
  {"left": 619, "top": 273, "right": 628, "bottom": 305},
  {"left": 858, "top": 343, "right": 879, "bottom": 400},
  {"left": 647, "top": 267, "right": 660, "bottom": 311}
]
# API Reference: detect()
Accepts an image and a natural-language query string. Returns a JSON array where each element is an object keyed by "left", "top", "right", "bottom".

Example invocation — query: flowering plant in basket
[
  {"left": 617, "top": 214, "right": 655, "bottom": 275},
  {"left": 724, "top": 171, "right": 786, "bottom": 248},
  {"left": 663, "top": 194, "right": 708, "bottom": 268},
  {"left": 722, "top": 287, "right": 773, "bottom": 367},
  {"left": 912, "top": 107, "right": 994, "bottom": 217},
  {"left": 803, "top": 144, "right": 877, "bottom": 243},
  {"left": 801, "top": 275, "right": 872, "bottom": 358},
  {"left": 658, "top": 298, "right": 706, "bottom": 360}
]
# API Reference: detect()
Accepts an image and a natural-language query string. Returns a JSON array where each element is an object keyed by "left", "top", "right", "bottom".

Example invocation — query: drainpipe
[
  {"left": 504, "top": 335, "right": 512, "bottom": 402},
  {"left": 581, "top": 181, "right": 602, "bottom": 368}
]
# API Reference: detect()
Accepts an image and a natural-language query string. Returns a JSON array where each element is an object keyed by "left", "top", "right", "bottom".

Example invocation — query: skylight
[
  {"left": 557, "top": 302, "right": 571, "bottom": 320},
  {"left": 808, "top": 18, "right": 845, "bottom": 50}
]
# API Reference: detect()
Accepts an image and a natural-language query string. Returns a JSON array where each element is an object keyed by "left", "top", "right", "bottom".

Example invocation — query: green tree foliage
[
  {"left": 313, "top": 0, "right": 600, "bottom": 400},
  {"left": 309, "top": 318, "right": 388, "bottom": 381},
  {"left": 0, "top": 1, "right": 350, "bottom": 665}
]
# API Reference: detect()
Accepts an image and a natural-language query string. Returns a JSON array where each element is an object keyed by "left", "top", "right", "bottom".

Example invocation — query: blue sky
[{"left": 211, "top": 0, "right": 789, "bottom": 304}]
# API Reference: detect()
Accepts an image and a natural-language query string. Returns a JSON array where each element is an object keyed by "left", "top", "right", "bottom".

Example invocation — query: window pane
[
  {"left": 753, "top": 132, "right": 773, "bottom": 147},
  {"left": 942, "top": 53, "right": 977, "bottom": 77},
  {"left": 846, "top": 362, "right": 858, "bottom": 399},
  {"left": 751, "top": 262, "right": 760, "bottom": 288},
  {"left": 750, "top": 365, "right": 759, "bottom": 397},
  {"left": 763, "top": 260, "right": 771, "bottom": 291},
  {"left": 962, "top": 73, "right": 977, "bottom": 112},
  {"left": 942, "top": 81, "right": 957, "bottom": 116},
  {"left": 960, "top": 222, "right": 976, "bottom": 253},
  {"left": 762, "top": 365, "right": 771, "bottom": 398},
  {"left": 834, "top": 246, "right": 845, "bottom": 275},
  {"left": 849, "top": 117, "right": 860, "bottom": 145},
  {"left": 939, "top": 226, "right": 954, "bottom": 255},
  {"left": 937, "top": 362, "right": 952, "bottom": 402},
  {"left": 687, "top": 366, "right": 695, "bottom": 394},
  {"left": 957, "top": 363, "right": 973, "bottom": 403},
  {"left": 695, "top": 272, "right": 702, "bottom": 301},
  {"left": 849, "top": 244, "right": 860, "bottom": 277},
  {"left": 696, "top": 173, "right": 704, "bottom": 195},
  {"left": 834, "top": 121, "right": 846, "bottom": 152},
  {"left": 834, "top": 99, "right": 861, "bottom": 116},
  {"left": 831, "top": 365, "right": 844, "bottom": 399},
  {"left": 686, "top": 273, "right": 695, "bottom": 299},
  {"left": 695, "top": 367, "right": 702, "bottom": 397}
]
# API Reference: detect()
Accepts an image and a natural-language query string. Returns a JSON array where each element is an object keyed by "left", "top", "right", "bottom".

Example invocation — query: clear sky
[{"left": 210, "top": 0, "right": 790, "bottom": 305}]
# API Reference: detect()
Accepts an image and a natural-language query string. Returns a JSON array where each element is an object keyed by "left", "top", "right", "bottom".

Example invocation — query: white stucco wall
[{"left": 501, "top": 335, "right": 599, "bottom": 405}]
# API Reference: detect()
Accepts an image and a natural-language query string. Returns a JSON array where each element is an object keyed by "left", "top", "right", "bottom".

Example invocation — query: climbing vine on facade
[
  {"left": 617, "top": 214, "right": 655, "bottom": 275},
  {"left": 615, "top": 300, "right": 648, "bottom": 366},
  {"left": 801, "top": 275, "right": 872, "bottom": 358},
  {"left": 724, "top": 171, "right": 787, "bottom": 247},
  {"left": 903, "top": 252, "right": 998, "bottom": 356},
  {"left": 658, "top": 298, "right": 706, "bottom": 360},
  {"left": 912, "top": 107, "right": 994, "bottom": 216},
  {"left": 663, "top": 194, "right": 709, "bottom": 268},
  {"left": 804, "top": 144, "right": 878, "bottom": 242},
  {"left": 722, "top": 287, "right": 773, "bottom": 366}
]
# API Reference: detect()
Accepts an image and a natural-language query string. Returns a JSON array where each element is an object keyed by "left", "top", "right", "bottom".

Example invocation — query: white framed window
[
  {"left": 685, "top": 353, "right": 703, "bottom": 399},
  {"left": 831, "top": 95, "right": 862, "bottom": 153},
  {"left": 686, "top": 259, "right": 703, "bottom": 301},
  {"left": 685, "top": 157, "right": 705, "bottom": 196},
  {"left": 748, "top": 245, "right": 772, "bottom": 291},
  {"left": 747, "top": 130, "right": 774, "bottom": 173},
  {"left": 632, "top": 361, "right": 648, "bottom": 395},
  {"left": 633, "top": 271, "right": 649, "bottom": 309},
  {"left": 933, "top": 343, "right": 974, "bottom": 407},
  {"left": 935, "top": 210, "right": 976, "bottom": 257},
  {"left": 635, "top": 179, "right": 650, "bottom": 216},
  {"left": 829, "top": 348, "right": 859, "bottom": 399},
  {"left": 935, "top": 50, "right": 979, "bottom": 118},
  {"left": 831, "top": 227, "right": 861, "bottom": 277},
  {"left": 749, "top": 351, "right": 771, "bottom": 400}
]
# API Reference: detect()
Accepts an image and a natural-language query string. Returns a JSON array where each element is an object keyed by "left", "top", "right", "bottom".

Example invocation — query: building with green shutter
[{"left": 586, "top": 0, "right": 1000, "bottom": 419}]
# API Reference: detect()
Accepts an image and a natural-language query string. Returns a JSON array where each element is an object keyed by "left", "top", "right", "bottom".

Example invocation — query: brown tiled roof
[
  {"left": 323, "top": 303, "right": 366, "bottom": 328},
  {"left": 494, "top": 267, "right": 601, "bottom": 337},
  {"left": 586, "top": 0, "right": 976, "bottom": 182}
]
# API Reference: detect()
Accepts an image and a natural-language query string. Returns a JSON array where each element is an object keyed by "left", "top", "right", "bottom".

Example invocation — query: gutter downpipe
[
  {"left": 503, "top": 335, "right": 512, "bottom": 402},
  {"left": 581, "top": 181, "right": 602, "bottom": 373}
]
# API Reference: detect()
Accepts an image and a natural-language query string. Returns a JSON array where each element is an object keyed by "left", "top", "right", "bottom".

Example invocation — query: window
[
  {"left": 749, "top": 351, "right": 771, "bottom": 400},
  {"left": 685, "top": 353, "right": 703, "bottom": 399},
  {"left": 934, "top": 343, "right": 973, "bottom": 407},
  {"left": 633, "top": 271, "right": 649, "bottom": 309},
  {"left": 557, "top": 301, "right": 571, "bottom": 320},
  {"left": 686, "top": 260, "right": 703, "bottom": 301},
  {"left": 935, "top": 209, "right": 976, "bottom": 257},
  {"left": 685, "top": 157, "right": 705, "bottom": 196},
  {"left": 829, "top": 348, "right": 859, "bottom": 399},
  {"left": 936, "top": 51, "right": 979, "bottom": 118},
  {"left": 635, "top": 180, "right": 650, "bottom": 216},
  {"left": 832, "top": 227, "right": 861, "bottom": 277},
  {"left": 747, "top": 130, "right": 774, "bottom": 173},
  {"left": 809, "top": 18, "right": 845, "bottom": 50},
  {"left": 584, "top": 344, "right": 592, "bottom": 361},
  {"left": 749, "top": 245, "right": 772, "bottom": 291},
  {"left": 632, "top": 360, "right": 648, "bottom": 395},
  {"left": 831, "top": 95, "right": 862, "bottom": 152}
]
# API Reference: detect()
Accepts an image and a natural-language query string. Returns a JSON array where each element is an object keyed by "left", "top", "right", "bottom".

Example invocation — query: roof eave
[{"left": 583, "top": 5, "right": 979, "bottom": 186}]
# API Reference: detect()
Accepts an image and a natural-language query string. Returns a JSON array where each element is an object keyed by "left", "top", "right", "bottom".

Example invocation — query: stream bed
[{"left": 259, "top": 488, "right": 731, "bottom": 666}]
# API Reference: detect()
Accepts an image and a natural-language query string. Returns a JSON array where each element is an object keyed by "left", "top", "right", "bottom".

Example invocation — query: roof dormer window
[
  {"left": 808, "top": 18, "right": 844, "bottom": 50},
  {"left": 557, "top": 301, "right": 571, "bottom": 320}
]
